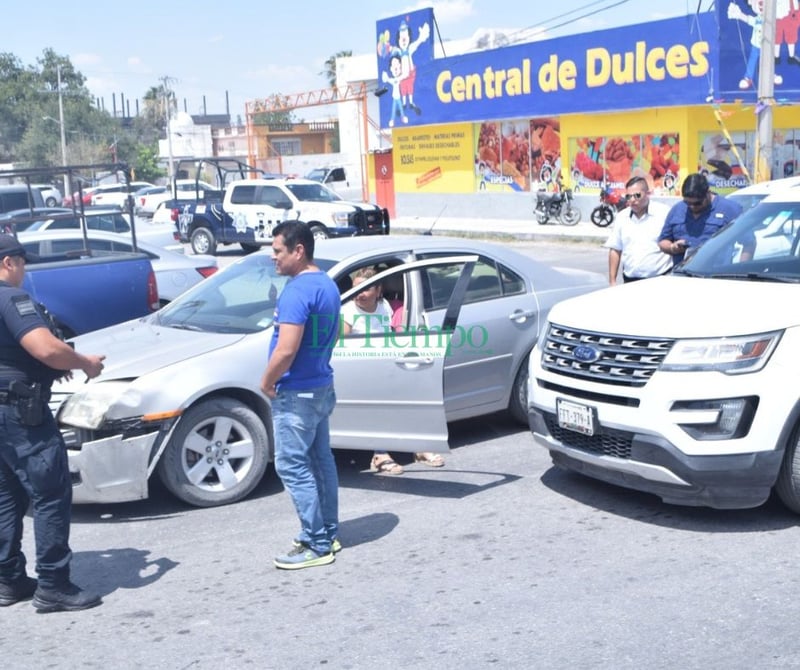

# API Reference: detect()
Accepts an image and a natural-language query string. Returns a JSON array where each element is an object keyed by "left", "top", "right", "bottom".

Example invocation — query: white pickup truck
[{"left": 528, "top": 188, "right": 800, "bottom": 513}]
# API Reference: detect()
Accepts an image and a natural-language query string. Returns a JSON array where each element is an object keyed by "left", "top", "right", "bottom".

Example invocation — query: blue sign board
[{"left": 376, "top": 12, "right": 721, "bottom": 128}]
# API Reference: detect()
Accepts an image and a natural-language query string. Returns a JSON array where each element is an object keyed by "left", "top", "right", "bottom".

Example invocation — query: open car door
[{"left": 330, "top": 255, "right": 476, "bottom": 453}]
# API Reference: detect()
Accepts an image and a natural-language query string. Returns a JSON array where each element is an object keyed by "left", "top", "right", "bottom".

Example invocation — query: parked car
[
  {"left": 91, "top": 181, "right": 155, "bottom": 208},
  {"left": 18, "top": 229, "right": 218, "bottom": 304},
  {"left": 62, "top": 185, "right": 97, "bottom": 207},
  {"left": 31, "top": 183, "right": 63, "bottom": 207},
  {"left": 0, "top": 184, "right": 45, "bottom": 213},
  {"left": 133, "top": 185, "right": 167, "bottom": 215},
  {"left": 12, "top": 206, "right": 180, "bottom": 250},
  {"left": 0, "top": 207, "right": 73, "bottom": 233},
  {"left": 136, "top": 180, "right": 216, "bottom": 216},
  {"left": 52, "top": 235, "right": 605, "bottom": 507},
  {"left": 727, "top": 175, "right": 800, "bottom": 211}
]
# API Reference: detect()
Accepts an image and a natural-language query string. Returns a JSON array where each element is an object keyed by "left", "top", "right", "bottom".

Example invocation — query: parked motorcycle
[
  {"left": 534, "top": 188, "right": 581, "bottom": 226},
  {"left": 590, "top": 185, "right": 628, "bottom": 227}
]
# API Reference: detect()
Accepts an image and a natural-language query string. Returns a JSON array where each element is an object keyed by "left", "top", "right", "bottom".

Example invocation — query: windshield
[
  {"left": 286, "top": 182, "right": 341, "bottom": 203},
  {"left": 157, "top": 252, "right": 288, "bottom": 333},
  {"left": 306, "top": 168, "right": 326, "bottom": 182},
  {"left": 679, "top": 199, "right": 800, "bottom": 282}
]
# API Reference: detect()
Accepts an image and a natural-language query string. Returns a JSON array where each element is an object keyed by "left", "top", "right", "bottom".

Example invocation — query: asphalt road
[{"left": 7, "top": 237, "right": 800, "bottom": 668}]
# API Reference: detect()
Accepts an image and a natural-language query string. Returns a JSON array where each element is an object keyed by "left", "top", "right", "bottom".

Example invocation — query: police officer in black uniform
[{"left": 0, "top": 234, "right": 106, "bottom": 612}]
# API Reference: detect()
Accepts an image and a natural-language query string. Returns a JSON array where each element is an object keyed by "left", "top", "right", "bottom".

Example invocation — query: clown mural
[{"left": 376, "top": 9, "right": 435, "bottom": 129}]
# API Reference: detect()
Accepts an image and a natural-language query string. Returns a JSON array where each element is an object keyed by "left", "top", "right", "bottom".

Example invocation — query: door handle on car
[
  {"left": 509, "top": 309, "right": 537, "bottom": 322},
  {"left": 395, "top": 354, "right": 437, "bottom": 369}
]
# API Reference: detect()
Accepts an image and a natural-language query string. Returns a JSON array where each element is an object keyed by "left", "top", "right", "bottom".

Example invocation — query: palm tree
[{"left": 320, "top": 50, "right": 353, "bottom": 88}]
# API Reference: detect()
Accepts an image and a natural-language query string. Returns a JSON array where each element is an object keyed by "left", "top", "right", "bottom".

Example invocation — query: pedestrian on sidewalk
[{"left": 604, "top": 176, "right": 673, "bottom": 284}]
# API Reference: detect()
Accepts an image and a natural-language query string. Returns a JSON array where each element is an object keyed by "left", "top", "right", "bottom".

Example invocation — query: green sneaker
[
  {"left": 293, "top": 538, "right": 342, "bottom": 554},
  {"left": 275, "top": 544, "right": 335, "bottom": 570}
]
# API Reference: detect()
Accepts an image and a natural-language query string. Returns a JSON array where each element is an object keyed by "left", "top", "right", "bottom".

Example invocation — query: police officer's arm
[
  {"left": 260, "top": 323, "right": 304, "bottom": 398},
  {"left": 20, "top": 327, "right": 105, "bottom": 379}
]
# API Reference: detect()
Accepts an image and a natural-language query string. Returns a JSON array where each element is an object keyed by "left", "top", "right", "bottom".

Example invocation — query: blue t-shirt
[
  {"left": 268, "top": 271, "right": 340, "bottom": 390},
  {"left": 658, "top": 194, "right": 743, "bottom": 263}
]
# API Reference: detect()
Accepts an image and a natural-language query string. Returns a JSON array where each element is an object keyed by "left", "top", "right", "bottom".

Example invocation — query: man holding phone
[{"left": 658, "top": 172, "right": 743, "bottom": 264}]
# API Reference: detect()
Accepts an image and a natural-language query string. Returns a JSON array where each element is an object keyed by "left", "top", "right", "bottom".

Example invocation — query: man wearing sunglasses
[
  {"left": 604, "top": 176, "right": 673, "bottom": 285},
  {"left": 658, "top": 172, "right": 743, "bottom": 264}
]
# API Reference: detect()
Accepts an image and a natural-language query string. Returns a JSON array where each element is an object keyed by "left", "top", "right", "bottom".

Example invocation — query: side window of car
[
  {"left": 419, "top": 256, "right": 505, "bottom": 308},
  {"left": 229, "top": 185, "right": 257, "bottom": 205},
  {"left": 329, "top": 168, "right": 346, "bottom": 183},
  {"left": 112, "top": 214, "right": 130, "bottom": 233},
  {"left": 48, "top": 217, "right": 78, "bottom": 230},
  {"left": 499, "top": 263, "right": 525, "bottom": 296}
]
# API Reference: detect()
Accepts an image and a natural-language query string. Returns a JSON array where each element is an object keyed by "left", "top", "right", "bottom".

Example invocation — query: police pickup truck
[
  {"left": 0, "top": 165, "right": 159, "bottom": 337},
  {"left": 165, "top": 158, "right": 389, "bottom": 255}
]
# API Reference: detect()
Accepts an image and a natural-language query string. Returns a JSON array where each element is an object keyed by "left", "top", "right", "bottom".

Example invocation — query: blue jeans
[{"left": 272, "top": 385, "right": 338, "bottom": 554}]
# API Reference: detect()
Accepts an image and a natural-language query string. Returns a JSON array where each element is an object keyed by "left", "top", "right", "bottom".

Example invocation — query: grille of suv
[
  {"left": 541, "top": 323, "right": 674, "bottom": 387},
  {"left": 543, "top": 413, "right": 633, "bottom": 459}
]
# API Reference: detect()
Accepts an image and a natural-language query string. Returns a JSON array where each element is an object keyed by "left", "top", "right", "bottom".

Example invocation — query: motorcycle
[
  {"left": 590, "top": 185, "right": 628, "bottom": 227},
  {"left": 534, "top": 187, "right": 581, "bottom": 226}
]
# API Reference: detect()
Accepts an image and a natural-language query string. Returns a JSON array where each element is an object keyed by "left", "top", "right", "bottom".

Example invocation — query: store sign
[{"left": 376, "top": 13, "right": 717, "bottom": 128}]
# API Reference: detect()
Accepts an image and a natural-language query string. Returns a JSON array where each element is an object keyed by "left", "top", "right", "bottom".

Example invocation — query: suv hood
[{"left": 549, "top": 275, "right": 800, "bottom": 337}]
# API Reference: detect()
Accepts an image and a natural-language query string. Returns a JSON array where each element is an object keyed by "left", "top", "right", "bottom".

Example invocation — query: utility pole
[
  {"left": 161, "top": 76, "right": 175, "bottom": 183},
  {"left": 57, "top": 65, "right": 69, "bottom": 197},
  {"left": 755, "top": 0, "right": 777, "bottom": 182}
]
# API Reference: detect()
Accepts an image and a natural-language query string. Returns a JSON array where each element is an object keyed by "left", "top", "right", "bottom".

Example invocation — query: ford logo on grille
[{"left": 573, "top": 344, "right": 601, "bottom": 363}]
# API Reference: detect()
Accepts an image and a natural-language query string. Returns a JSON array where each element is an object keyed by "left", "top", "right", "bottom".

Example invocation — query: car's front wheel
[
  {"left": 775, "top": 421, "right": 800, "bottom": 513},
  {"left": 45, "top": 196, "right": 57, "bottom": 207},
  {"left": 310, "top": 225, "right": 329, "bottom": 241},
  {"left": 191, "top": 227, "right": 217, "bottom": 255},
  {"left": 507, "top": 354, "right": 530, "bottom": 425},
  {"left": 156, "top": 398, "right": 270, "bottom": 507}
]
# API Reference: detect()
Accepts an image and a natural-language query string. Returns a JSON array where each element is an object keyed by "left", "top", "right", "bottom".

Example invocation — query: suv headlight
[
  {"left": 661, "top": 330, "right": 782, "bottom": 374},
  {"left": 332, "top": 211, "right": 350, "bottom": 225},
  {"left": 58, "top": 382, "right": 141, "bottom": 430}
]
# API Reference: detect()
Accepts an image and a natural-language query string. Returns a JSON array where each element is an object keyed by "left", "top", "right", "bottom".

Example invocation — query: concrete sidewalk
[{"left": 391, "top": 213, "right": 610, "bottom": 244}]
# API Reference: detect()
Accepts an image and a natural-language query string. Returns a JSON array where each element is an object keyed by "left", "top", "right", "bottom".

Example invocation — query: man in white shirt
[{"left": 604, "top": 176, "right": 673, "bottom": 285}]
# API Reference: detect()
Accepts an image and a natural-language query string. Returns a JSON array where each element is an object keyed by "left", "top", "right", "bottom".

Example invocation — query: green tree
[{"left": 320, "top": 50, "right": 353, "bottom": 88}]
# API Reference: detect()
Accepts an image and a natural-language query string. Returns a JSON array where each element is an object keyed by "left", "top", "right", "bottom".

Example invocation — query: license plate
[{"left": 556, "top": 398, "right": 596, "bottom": 436}]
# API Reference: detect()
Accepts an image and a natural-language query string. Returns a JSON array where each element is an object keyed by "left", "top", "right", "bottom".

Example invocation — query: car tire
[
  {"left": 191, "top": 227, "right": 217, "bottom": 255},
  {"left": 507, "top": 354, "right": 530, "bottom": 425},
  {"left": 309, "top": 225, "right": 329, "bottom": 241},
  {"left": 156, "top": 398, "right": 270, "bottom": 507},
  {"left": 775, "top": 421, "right": 800, "bottom": 513},
  {"left": 45, "top": 197, "right": 57, "bottom": 207}
]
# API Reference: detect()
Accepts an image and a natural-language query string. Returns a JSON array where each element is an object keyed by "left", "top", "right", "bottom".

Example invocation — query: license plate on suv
[{"left": 556, "top": 398, "right": 596, "bottom": 436}]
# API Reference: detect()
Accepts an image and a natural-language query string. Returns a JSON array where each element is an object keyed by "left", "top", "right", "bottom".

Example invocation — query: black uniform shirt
[{"left": 0, "top": 280, "right": 54, "bottom": 385}]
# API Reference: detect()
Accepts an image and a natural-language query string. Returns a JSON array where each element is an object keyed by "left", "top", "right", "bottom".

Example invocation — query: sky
[{"left": 5, "top": 0, "right": 707, "bottom": 123}]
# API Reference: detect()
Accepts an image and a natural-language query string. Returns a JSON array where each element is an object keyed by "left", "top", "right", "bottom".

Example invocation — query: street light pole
[{"left": 57, "top": 65, "right": 69, "bottom": 197}]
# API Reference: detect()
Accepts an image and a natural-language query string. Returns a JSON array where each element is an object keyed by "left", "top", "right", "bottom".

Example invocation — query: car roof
[
  {"left": 731, "top": 176, "right": 800, "bottom": 195},
  {"left": 757, "top": 187, "right": 800, "bottom": 203},
  {"left": 230, "top": 178, "right": 317, "bottom": 187},
  {"left": 18, "top": 229, "right": 162, "bottom": 255}
]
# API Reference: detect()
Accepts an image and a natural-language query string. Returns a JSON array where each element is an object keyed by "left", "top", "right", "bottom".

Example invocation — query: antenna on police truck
[{"left": 423, "top": 205, "right": 447, "bottom": 236}]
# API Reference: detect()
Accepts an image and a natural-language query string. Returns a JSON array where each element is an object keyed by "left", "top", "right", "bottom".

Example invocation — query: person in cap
[
  {"left": 0, "top": 234, "right": 106, "bottom": 612},
  {"left": 658, "top": 173, "right": 744, "bottom": 264}
]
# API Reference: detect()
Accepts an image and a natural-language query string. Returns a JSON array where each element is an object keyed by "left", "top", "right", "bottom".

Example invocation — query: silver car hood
[{"left": 64, "top": 317, "right": 246, "bottom": 385}]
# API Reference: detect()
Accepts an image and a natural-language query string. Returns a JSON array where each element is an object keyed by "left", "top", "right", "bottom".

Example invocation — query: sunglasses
[{"left": 626, "top": 192, "right": 645, "bottom": 200}]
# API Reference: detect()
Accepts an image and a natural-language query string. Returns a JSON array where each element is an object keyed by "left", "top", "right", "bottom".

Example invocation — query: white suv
[
  {"left": 91, "top": 181, "right": 155, "bottom": 208},
  {"left": 528, "top": 187, "right": 800, "bottom": 514}
]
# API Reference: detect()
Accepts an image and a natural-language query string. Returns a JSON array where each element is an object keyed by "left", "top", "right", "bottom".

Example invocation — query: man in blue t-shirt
[
  {"left": 658, "top": 172, "right": 744, "bottom": 264},
  {"left": 260, "top": 221, "right": 341, "bottom": 570}
]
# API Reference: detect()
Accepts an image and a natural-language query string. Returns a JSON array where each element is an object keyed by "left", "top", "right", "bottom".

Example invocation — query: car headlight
[
  {"left": 332, "top": 212, "right": 350, "bottom": 225},
  {"left": 58, "top": 381, "right": 142, "bottom": 430},
  {"left": 661, "top": 330, "right": 782, "bottom": 374}
]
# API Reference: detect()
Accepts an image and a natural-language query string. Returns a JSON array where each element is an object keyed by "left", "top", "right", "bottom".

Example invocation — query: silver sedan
[{"left": 54, "top": 235, "right": 604, "bottom": 507}]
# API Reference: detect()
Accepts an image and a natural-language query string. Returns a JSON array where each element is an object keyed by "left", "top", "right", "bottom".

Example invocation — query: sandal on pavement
[
  {"left": 414, "top": 452, "right": 445, "bottom": 467},
  {"left": 370, "top": 455, "right": 404, "bottom": 475}
]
